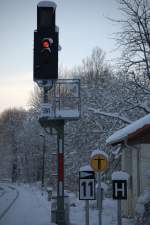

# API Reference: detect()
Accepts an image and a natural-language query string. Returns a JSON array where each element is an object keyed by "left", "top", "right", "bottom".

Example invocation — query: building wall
[
  {"left": 121, "top": 144, "right": 150, "bottom": 218},
  {"left": 121, "top": 147, "right": 133, "bottom": 217},
  {"left": 140, "top": 144, "right": 150, "bottom": 192},
  {"left": 131, "top": 146, "right": 141, "bottom": 214}
]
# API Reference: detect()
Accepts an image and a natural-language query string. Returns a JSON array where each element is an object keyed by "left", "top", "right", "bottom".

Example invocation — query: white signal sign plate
[
  {"left": 79, "top": 171, "right": 95, "bottom": 200},
  {"left": 40, "top": 103, "right": 53, "bottom": 117}
]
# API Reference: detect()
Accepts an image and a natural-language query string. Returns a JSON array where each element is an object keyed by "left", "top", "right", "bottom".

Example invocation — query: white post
[
  {"left": 85, "top": 200, "right": 89, "bottom": 225},
  {"left": 98, "top": 172, "right": 102, "bottom": 225},
  {"left": 117, "top": 200, "right": 122, "bottom": 225}
]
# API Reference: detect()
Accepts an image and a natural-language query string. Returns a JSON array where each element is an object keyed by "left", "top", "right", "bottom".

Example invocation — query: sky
[{"left": 0, "top": 0, "right": 121, "bottom": 112}]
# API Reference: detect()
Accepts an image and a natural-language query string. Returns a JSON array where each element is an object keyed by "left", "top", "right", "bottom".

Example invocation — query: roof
[{"left": 106, "top": 114, "right": 150, "bottom": 146}]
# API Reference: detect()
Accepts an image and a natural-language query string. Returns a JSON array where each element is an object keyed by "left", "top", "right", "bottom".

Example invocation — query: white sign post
[
  {"left": 90, "top": 149, "right": 109, "bottom": 225},
  {"left": 112, "top": 171, "right": 129, "bottom": 225},
  {"left": 79, "top": 169, "right": 95, "bottom": 200},
  {"left": 79, "top": 165, "right": 95, "bottom": 225},
  {"left": 85, "top": 200, "right": 89, "bottom": 225}
]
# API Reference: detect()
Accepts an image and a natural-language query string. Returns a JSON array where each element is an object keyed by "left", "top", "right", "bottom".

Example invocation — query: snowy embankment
[
  {"left": 0, "top": 182, "right": 135, "bottom": 225},
  {"left": 0, "top": 183, "right": 51, "bottom": 225}
]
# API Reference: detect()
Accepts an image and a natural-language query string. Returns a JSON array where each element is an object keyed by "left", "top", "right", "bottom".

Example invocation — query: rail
[{"left": 0, "top": 183, "right": 19, "bottom": 221}]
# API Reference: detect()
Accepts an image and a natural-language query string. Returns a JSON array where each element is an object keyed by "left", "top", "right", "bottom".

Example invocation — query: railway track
[
  {"left": 0, "top": 187, "right": 5, "bottom": 198},
  {"left": 0, "top": 182, "right": 19, "bottom": 221}
]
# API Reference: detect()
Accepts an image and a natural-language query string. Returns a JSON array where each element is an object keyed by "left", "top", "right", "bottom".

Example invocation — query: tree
[
  {"left": 114, "top": 0, "right": 150, "bottom": 90},
  {"left": 28, "top": 84, "right": 42, "bottom": 114},
  {"left": 79, "top": 47, "right": 112, "bottom": 86},
  {"left": 90, "top": 0, "right": 150, "bottom": 127},
  {"left": 0, "top": 108, "right": 27, "bottom": 181},
  {"left": 0, "top": 108, "right": 47, "bottom": 183}
]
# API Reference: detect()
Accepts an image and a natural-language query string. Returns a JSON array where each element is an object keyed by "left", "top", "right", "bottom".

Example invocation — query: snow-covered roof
[
  {"left": 106, "top": 114, "right": 150, "bottom": 145},
  {"left": 112, "top": 171, "right": 129, "bottom": 180},
  {"left": 38, "top": 1, "right": 57, "bottom": 8}
]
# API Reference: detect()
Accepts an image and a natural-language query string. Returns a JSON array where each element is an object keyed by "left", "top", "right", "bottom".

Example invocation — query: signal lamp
[{"left": 42, "top": 40, "right": 49, "bottom": 48}]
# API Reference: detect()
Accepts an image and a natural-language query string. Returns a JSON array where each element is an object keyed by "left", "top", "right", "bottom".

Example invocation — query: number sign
[
  {"left": 40, "top": 103, "right": 52, "bottom": 117},
  {"left": 79, "top": 171, "right": 95, "bottom": 200}
]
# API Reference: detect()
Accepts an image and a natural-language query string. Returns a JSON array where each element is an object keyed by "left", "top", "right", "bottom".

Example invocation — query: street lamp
[{"left": 40, "top": 132, "right": 46, "bottom": 193}]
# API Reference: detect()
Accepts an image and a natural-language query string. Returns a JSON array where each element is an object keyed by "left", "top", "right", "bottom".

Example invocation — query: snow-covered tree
[
  {"left": 0, "top": 108, "right": 27, "bottom": 181},
  {"left": 116, "top": 0, "right": 150, "bottom": 78}
]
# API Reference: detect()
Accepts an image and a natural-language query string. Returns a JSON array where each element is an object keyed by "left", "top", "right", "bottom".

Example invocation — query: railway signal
[
  {"left": 33, "top": 3, "right": 81, "bottom": 225},
  {"left": 33, "top": 1, "right": 58, "bottom": 81}
]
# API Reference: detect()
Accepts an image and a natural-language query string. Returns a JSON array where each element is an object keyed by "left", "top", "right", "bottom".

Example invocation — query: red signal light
[{"left": 42, "top": 40, "right": 49, "bottom": 48}]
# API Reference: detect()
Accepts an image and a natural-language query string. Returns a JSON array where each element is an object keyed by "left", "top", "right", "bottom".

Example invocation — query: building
[{"left": 106, "top": 114, "right": 150, "bottom": 217}]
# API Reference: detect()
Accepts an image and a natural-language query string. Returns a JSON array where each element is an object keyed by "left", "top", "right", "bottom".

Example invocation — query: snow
[
  {"left": 112, "top": 146, "right": 122, "bottom": 156},
  {"left": 58, "top": 45, "right": 62, "bottom": 51},
  {"left": 40, "top": 108, "right": 80, "bottom": 119},
  {"left": 112, "top": 145, "right": 122, "bottom": 159},
  {"left": 88, "top": 108, "right": 132, "bottom": 124},
  {"left": 55, "top": 26, "right": 59, "bottom": 32},
  {"left": 36, "top": 80, "right": 54, "bottom": 88},
  {"left": 0, "top": 183, "right": 50, "bottom": 225},
  {"left": 70, "top": 194, "right": 134, "bottom": 225},
  {"left": 112, "top": 171, "right": 129, "bottom": 180},
  {"left": 137, "top": 189, "right": 150, "bottom": 205},
  {"left": 37, "top": 1, "right": 57, "bottom": 9},
  {"left": 145, "top": 169, "right": 150, "bottom": 178},
  {"left": 57, "top": 79, "right": 79, "bottom": 84},
  {"left": 91, "top": 149, "right": 109, "bottom": 159},
  {"left": 79, "top": 165, "right": 93, "bottom": 171},
  {"left": 136, "top": 189, "right": 150, "bottom": 215},
  {"left": 0, "top": 184, "right": 18, "bottom": 219},
  {"left": 56, "top": 109, "right": 80, "bottom": 118},
  {"left": 106, "top": 113, "right": 150, "bottom": 145},
  {"left": 96, "top": 182, "right": 108, "bottom": 192},
  {"left": 0, "top": 182, "right": 135, "bottom": 225}
]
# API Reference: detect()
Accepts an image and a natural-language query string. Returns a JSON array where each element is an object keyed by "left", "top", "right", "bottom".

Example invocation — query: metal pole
[
  {"left": 117, "top": 200, "right": 122, "bottom": 225},
  {"left": 98, "top": 172, "right": 102, "bottom": 225},
  {"left": 40, "top": 86, "right": 48, "bottom": 194},
  {"left": 44, "top": 86, "right": 48, "bottom": 103},
  {"left": 85, "top": 200, "right": 89, "bottom": 225},
  {"left": 41, "top": 136, "right": 46, "bottom": 193},
  {"left": 56, "top": 121, "right": 65, "bottom": 225}
]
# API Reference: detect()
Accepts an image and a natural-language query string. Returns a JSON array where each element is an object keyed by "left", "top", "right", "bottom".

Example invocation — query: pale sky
[{"left": 0, "top": 0, "right": 121, "bottom": 112}]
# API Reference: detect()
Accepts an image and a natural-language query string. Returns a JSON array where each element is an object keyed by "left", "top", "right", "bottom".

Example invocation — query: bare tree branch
[{"left": 88, "top": 107, "right": 132, "bottom": 124}]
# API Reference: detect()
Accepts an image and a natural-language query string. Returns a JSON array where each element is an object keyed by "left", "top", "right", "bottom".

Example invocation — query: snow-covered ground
[
  {"left": 0, "top": 182, "right": 135, "bottom": 225},
  {"left": 70, "top": 193, "right": 134, "bottom": 225},
  {"left": 0, "top": 183, "right": 51, "bottom": 225}
]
